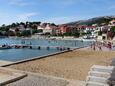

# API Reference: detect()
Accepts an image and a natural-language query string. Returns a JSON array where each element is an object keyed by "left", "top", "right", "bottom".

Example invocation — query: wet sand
[{"left": 7, "top": 50, "right": 115, "bottom": 81}]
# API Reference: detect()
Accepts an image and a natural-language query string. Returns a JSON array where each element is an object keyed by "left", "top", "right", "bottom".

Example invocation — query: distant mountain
[{"left": 64, "top": 16, "right": 115, "bottom": 26}]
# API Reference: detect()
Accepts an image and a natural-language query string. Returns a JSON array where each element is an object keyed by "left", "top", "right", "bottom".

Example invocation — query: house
[
  {"left": 9, "top": 28, "right": 15, "bottom": 32},
  {"left": 37, "top": 23, "right": 56, "bottom": 35},
  {"left": 110, "top": 20, "right": 115, "bottom": 24},
  {"left": 101, "top": 26, "right": 111, "bottom": 33},
  {"left": 58, "top": 25, "right": 67, "bottom": 34},
  {"left": 51, "top": 26, "right": 59, "bottom": 35},
  {"left": 108, "top": 20, "right": 115, "bottom": 27},
  {"left": 18, "top": 25, "right": 26, "bottom": 31},
  {"left": 43, "top": 24, "right": 53, "bottom": 34},
  {"left": 37, "top": 24, "right": 45, "bottom": 30},
  {"left": 77, "top": 25, "right": 86, "bottom": 33},
  {"left": 83, "top": 26, "right": 96, "bottom": 34},
  {"left": 58, "top": 25, "right": 74, "bottom": 34}
]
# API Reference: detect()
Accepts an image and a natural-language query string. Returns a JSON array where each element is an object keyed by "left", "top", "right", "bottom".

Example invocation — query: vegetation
[
  {"left": 98, "top": 31, "right": 102, "bottom": 36},
  {"left": 0, "top": 16, "right": 115, "bottom": 37},
  {"left": 63, "top": 30, "right": 80, "bottom": 37},
  {"left": 110, "top": 26, "right": 115, "bottom": 34},
  {"left": 0, "top": 21, "right": 56, "bottom": 37},
  {"left": 66, "top": 16, "right": 115, "bottom": 26},
  {"left": 109, "top": 26, "right": 115, "bottom": 38}
]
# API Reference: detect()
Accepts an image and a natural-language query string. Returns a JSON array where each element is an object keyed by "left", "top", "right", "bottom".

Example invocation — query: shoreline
[
  {"left": 8, "top": 36, "right": 94, "bottom": 41},
  {"left": 1, "top": 45, "right": 90, "bottom": 67},
  {"left": 6, "top": 49, "right": 115, "bottom": 81},
  {"left": 1, "top": 37, "right": 115, "bottom": 83}
]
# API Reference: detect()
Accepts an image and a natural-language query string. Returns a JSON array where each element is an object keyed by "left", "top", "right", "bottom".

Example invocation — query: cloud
[
  {"left": 17, "top": 13, "right": 37, "bottom": 21},
  {"left": 0, "top": 13, "right": 37, "bottom": 25},
  {"left": 8, "top": 0, "right": 34, "bottom": 6}
]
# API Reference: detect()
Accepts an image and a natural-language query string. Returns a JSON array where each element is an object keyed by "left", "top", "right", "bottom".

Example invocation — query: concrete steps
[
  {"left": 91, "top": 65, "right": 114, "bottom": 73},
  {"left": 86, "top": 76, "right": 108, "bottom": 84},
  {"left": 85, "top": 65, "right": 114, "bottom": 86},
  {"left": 86, "top": 81, "right": 108, "bottom": 86},
  {"left": 88, "top": 71, "right": 110, "bottom": 78}
]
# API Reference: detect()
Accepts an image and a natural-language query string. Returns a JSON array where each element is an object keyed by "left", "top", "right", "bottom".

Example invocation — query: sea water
[{"left": 0, "top": 38, "right": 92, "bottom": 61}]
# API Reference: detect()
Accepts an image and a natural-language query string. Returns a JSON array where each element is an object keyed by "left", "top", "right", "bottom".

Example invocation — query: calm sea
[{"left": 0, "top": 38, "right": 92, "bottom": 61}]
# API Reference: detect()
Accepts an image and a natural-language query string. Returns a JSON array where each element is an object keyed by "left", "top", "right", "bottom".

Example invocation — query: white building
[
  {"left": 108, "top": 20, "right": 115, "bottom": 27},
  {"left": 37, "top": 24, "right": 53, "bottom": 34},
  {"left": 43, "top": 24, "right": 52, "bottom": 34},
  {"left": 37, "top": 25, "right": 44, "bottom": 30}
]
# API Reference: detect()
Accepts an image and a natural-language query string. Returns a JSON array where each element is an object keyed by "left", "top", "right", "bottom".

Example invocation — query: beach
[{"left": 7, "top": 49, "right": 115, "bottom": 81}]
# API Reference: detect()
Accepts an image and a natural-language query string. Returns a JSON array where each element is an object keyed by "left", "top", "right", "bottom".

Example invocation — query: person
[
  {"left": 67, "top": 47, "right": 70, "bottom": 51},
  {"left": 99, "top": 45, "right": 102, "bottom": 51},
  {"left": 47, "top": 46, "right": 50, "bottom": 50},
  {"left": 92, "top": 42, "right": 96, "bottom": 51},
  {"left": 90, "top": 44, "right": 92, "bottom": 49},
  {"left": 108, "top": 42, "right": 112, "bottom": 50},
  {"left": 93, "top": 45, "right": 95, "bottom": 51},
  {"left": 38, "top": 46, "right": 41, "bottom": 50},
  {"left": 30, "top": 42, "right": 32, "bottom": 45},
  {"left": 30, "top": 46, "right": 32, "bottom": 49},
  {"left": 56, "top": 47, "right": 59, "bottom": 50}
]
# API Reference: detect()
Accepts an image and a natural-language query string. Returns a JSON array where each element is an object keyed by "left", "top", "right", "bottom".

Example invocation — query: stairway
[{"left": 85, "top": 65, "right": 114, "bottom": 86}]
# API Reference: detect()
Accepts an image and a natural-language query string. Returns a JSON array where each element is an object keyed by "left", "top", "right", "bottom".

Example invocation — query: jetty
[{"left": 0, "top": 44, "right": 71, "bottom": 51}]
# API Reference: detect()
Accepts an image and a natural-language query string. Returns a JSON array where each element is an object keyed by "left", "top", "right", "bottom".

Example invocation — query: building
[
  {"left": 37, "top": 23, "right": 57, "bottom": 35},
  {"left": 43, "top": 24, "right": 53, "bottom": 34},
  {"left": 58, "top": 25, "right": 74, "bottom": 34},
  {"left": 108, "top": 20, "right": 115, "bottom": 27}
]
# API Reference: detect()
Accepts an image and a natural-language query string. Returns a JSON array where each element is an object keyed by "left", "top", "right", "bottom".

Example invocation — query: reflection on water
[{"left": 0, "top": 38, "right": 92, "bottom": 61}]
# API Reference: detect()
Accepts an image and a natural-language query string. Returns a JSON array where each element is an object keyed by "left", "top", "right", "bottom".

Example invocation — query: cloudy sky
[{"left": 0, "top": 0, "right": 115, "bottom": 25}]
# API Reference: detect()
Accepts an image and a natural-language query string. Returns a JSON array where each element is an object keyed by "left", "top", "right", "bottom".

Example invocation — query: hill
[{"left": 65, "top": 16, "right": 115, "bottom": 26}]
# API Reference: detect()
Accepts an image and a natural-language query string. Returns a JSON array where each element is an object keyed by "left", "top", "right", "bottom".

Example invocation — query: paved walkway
[
  {"left": 67, "top": 80, "right": 85, "bottom": 86},
  {"left": 6, "top": 74, "right": 69, "bottom": 86},
  {"left": 0, "top": 60, "right": 12, "bottom": 67},
  {"left": 5, "top": 72, "right": 85, "bottom": 86},
  {"left": 0, "top": 67, "right": 26, "bottom": 86}
]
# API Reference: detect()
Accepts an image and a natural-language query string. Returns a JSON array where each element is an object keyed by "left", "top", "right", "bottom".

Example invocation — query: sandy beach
[{"left": 6, "top": 49, "right": 115, "bottom": 81}]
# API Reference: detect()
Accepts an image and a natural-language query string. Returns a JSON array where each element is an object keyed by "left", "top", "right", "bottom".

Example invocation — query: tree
[
  {"left": 110, "top": 26, "right": 115, "bottom": 34},
  {"left": 11, "top": 23, "right": 16, "bottom": 27},
  {"left": 21, "top": 30, "right": 31, "bottom": 36},
  {"left": 38, "top": 29, "right": 43, "bottom": 33},
  {"left": 86, "top": 30, "right": 91, "bottom": 35},
  {"left": 73, "top": 31, "right": 80, "bottom": 38},
  {"left": 32, "top": 29, "right": 39, "bottom": 34},
  {"left": 98, "top": 31, "right": 102, "bottom": 36},
  {"left": 16, "top": 32, "right": 21, "bottom": 37},
  {"left": 63, "top": 32, "right": 72, "bottom": 36},
  {"left": 15, "top": 28, "right": 19, "bottom": 32},
  {"left": 8, "top": 31, "right": 15, "bottom": 36},
  {"left": 50, "top": 23, "right": 56, "bottom": 26}
]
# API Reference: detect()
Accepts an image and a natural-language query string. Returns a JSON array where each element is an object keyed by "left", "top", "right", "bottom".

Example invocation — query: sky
[{"left": 0, "top": 0, "right": 115, "bottom": 25}]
